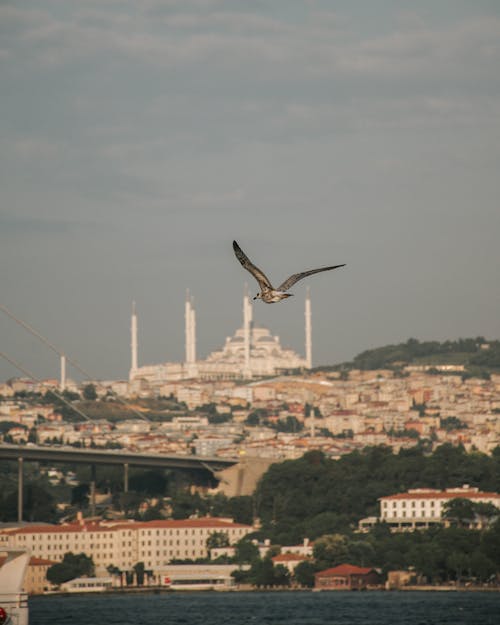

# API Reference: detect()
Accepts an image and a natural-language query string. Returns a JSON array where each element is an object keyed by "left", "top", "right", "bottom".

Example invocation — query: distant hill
[{"left": 316, "top": 337, "right": 500, "bottom": 375}]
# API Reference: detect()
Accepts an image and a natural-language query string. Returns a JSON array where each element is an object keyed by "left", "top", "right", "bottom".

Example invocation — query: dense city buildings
[{"left": 1, "top": 366, "right": 499, "bottom": 460}]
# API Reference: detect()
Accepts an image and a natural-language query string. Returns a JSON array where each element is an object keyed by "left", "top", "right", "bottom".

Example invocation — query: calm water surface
[{"left": 29, "top": 591, "right": 500, "bottom": 625}]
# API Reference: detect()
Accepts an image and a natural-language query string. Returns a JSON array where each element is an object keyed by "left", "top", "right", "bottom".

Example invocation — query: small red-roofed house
[{"left": 314, "top": 563, "right": 382, "bottom": 590}]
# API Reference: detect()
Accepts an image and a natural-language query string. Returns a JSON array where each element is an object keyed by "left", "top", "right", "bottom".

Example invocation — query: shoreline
[{"left": 33, "top": 585, "right": 500, "bottom": 597}]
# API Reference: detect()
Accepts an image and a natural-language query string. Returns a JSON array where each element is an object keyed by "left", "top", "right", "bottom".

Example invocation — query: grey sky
[{"left": 1, "top": 0, "right": 499, "bottom": 382}]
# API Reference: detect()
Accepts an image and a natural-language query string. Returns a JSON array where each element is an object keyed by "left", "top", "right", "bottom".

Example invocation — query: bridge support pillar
[
  {"left": 18, "top": 456, "right": 23, "bottom": 523},
  {"left": 90, "top": 464, "right": 96, "bottom": 517},
  {"left": 124, "top": 463, "right": 129, "bottom": 493}
]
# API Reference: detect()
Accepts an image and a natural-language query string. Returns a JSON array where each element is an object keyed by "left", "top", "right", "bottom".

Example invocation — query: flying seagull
[{"left": 233, "top": 240, "right": 345, "bottom": 303}]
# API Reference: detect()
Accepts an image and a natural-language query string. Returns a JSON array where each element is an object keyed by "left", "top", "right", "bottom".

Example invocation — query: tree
[
  {"left": 141, "top": 504, "right": 164, "bottom": 521},
  {"left": 47, "top": 552, "right": 94, "bottom": 585},
  {"left": 249, "top": 556, "right": 275, "bottom": 587},
  {"left": 470, "top": 551, "right": 495, "bottom": 582},
  {"left": 273, "top": 564, "right": 291, "bottom": 587},
  {"left": 443, "top": 498, "right": 476, "bottom": 528},
  {"left": 133, "top": 562, "right": 145, "bottom": 585},
  {"left": 446, "top": 551, "right": 470, "bottom": 583},
  {"left": 245, "top": 409, "right": 268, "bottom": 426},
  {"left": 347, "top": 540, "right": 376, "bottom": 567},
  {"left": 313, "top": 534, "right": 349, "bottom": 569},
  {"left": 273, "top": 416, "right": 304, "bottom": 433},
  {"left": 171, "top": 490, "right": 207, "bottom": 519},
  {"left": 440, "top": 416, "right": 467, "bottom": 431},
  {"left": 207, "top": 531, "right": 230, "bottom": 551},
  {"left": 234, "top": 538, "right": 260, "bottom": 565},
  {"left": 129, "top": 470, "right": 167, "bottom": 496},
  {"left": 473, "top": 502, "right": 498, "bottom": 528},
  {"left": 30, "top": 483, "right": 58, "bottom": 520},
  {"left": 118, "top": 491, "right": 142, "bottom": 516},
  {"left": 107, "top": 564, "right": 120, "bottom": 576},
  {"left": 294, "top": 560, "right": 316, "bottom": 587},
  {"left": 82, "top": 384, "right": 98, "bottom": 400},
  {"left": 481, "top": 518, "right": 500, "bottom": 566},
  {"left": 71, "top": 484, "right": 90, "bottom": 509}
]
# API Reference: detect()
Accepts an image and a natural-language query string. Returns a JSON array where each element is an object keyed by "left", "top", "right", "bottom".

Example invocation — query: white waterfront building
[
  {"left": 359, "top": 484, "right": 500, "bottom": 532},
  {"left": 0, "top": 518, "right": 253, "bottom": 575}
]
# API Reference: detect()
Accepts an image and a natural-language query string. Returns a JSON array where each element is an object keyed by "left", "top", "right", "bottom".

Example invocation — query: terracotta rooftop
[
  {"left": 272, "top": 553, "right": 308, "bottom": 562},
  {"left": 380, "top": 488, "right": 499, "bottom": 501},
  {"left": 0, "top": 556, "right": 57, "bottom": 566},
  {"left": 316, "top": 564, "right": 373, "bottom": 576},
  {"left": 3, "top": 517, "right": 252, "bottom": 535}
]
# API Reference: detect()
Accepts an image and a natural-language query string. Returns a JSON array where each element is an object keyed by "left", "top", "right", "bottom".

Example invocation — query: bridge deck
[{"left": 0, "top": 444, "right": 238, "bottom": 471}]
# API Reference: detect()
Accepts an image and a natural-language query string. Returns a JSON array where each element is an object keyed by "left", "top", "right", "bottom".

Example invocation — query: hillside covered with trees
[
  {"left": 253, "top": 444, "right": 500, "bottom": 544},
  {"left": 315, "top": 337, "right": 500, "bottom": 375}
]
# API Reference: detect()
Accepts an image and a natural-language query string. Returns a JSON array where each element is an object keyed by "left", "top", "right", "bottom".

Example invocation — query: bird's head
[{"left": 253, "top": 293, "right": 262, "bottom": 300}]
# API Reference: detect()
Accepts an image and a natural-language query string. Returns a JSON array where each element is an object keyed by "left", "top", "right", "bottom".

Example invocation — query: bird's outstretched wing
[
  {"left": 233, "top": 241, "right": 274, "bottom": 290},
  {"left": 277, "top": 264, "right": 345, "bottom": 292}
]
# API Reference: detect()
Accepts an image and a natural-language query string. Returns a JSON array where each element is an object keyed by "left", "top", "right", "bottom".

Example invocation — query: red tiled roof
[
  {"left": 0, "top": 556, "right": 57, "bottom": 566},
  {"left": 130, "top": 518, "right": 251, "bottom": 530},
  {"left": 380, "top": 490, "right": 499, "bottom": 501},
  {"left": 272, "top": 553, "right": 308, "bottom": 563},
  {"left": 4, "top": 517, "right": 252, "bottom": 535},
  {"left": 7, "top": 523, "right": 116, "bottom": 535},
  {"left": 316, "top": 564, "right": 373, "bottom": 577}
]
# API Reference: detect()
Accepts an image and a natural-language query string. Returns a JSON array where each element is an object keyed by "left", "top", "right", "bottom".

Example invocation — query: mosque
[{"left": 128, "top": 288, "right": 313, "bottom": 389}]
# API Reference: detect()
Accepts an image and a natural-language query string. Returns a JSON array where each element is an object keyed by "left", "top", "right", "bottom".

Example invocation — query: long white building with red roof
[
  {"left": 0, "top": 517, "right": 253, "bottom": 574},
  {"left": 377, "top": 484, "right": 500, "bottom": 531}
]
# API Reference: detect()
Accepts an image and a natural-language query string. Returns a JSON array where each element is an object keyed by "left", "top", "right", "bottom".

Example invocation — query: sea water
[{"left": 29, "top": 590, "right": 500, "bottom": 625}]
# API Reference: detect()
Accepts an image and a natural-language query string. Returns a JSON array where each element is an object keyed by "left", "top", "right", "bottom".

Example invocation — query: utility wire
[
  {"left": 0, "top": 303, "right": 151, "bottom": 422},
  {"left": 0, "top": 350, "right": 93, "bottom": 422}
]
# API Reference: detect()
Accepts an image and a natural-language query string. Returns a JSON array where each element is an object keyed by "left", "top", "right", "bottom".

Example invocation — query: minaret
[
  {"left": 243, "top": 285, "right": 252, "bottom": 378},
  {"left": 185, "top": 290, "right": 197, "bottom": 373},
  {"left": 305, "top": 287, "right": 312, "bottom": 369},
  {"left": 190, "top": 295, "right": 196, "bottom": 364},
  {"left": 130, "top": 301, "right": 138, "bottom": 378},
  {"left": 185, "top": 290, "right": 192, "bottom": 364},
  {"left": 60, "top": 354, "right": 66, "bottom": 391}
]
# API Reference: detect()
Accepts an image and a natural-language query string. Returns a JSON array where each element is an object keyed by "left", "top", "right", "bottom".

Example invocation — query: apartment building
[{"left": 0, "top": 518, "right": 253, "bottom": 574}]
